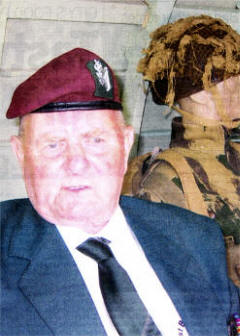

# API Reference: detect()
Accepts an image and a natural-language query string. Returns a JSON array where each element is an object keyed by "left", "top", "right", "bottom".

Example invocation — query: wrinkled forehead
[{"left": 20, "top": 109, "right": 124, "bottom": 138}]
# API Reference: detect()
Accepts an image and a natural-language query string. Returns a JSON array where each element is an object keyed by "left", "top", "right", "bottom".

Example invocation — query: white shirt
[{"left": 56, "top": 206, "right": 189, "bottom": 336}]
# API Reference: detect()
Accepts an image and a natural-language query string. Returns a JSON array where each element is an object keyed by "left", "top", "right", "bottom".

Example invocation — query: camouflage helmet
[{"left": 138, "top": 15, "right": 240, "bottom": 106}]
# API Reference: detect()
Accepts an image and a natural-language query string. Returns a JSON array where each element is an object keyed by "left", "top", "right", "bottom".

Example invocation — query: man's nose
[{"left": 65, "top": 144, "right": 89, "bottom": 174}]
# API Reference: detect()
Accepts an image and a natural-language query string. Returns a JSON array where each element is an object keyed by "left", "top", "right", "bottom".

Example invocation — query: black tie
[{"left": 77, "top": 237, "right": 161, "bottom": 336}]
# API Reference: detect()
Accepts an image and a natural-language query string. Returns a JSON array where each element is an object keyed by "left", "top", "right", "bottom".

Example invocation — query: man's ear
[
  {"left": 10, "top": 135, "right": 24, "bottom": 169},
  {"left": 123, "top": 125, "right": 134, "bottom": 171}
]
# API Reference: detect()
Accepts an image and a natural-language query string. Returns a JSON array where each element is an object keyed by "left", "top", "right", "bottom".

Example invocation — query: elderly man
[
  {"left": 122, "top": 15, "right": 240, "bottom": 288},
  {"left": 1, "top": 48, "right": 239, "bottom": 336}
]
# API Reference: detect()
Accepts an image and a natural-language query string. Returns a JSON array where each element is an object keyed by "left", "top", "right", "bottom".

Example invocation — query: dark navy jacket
[{"left": 1, "top": 197, "right": 239, "bottom": 335}]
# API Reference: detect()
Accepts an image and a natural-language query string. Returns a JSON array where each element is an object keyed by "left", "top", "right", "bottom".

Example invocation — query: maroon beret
[{"left": 6, "top": 48, "right": 122, "bottom": 119}]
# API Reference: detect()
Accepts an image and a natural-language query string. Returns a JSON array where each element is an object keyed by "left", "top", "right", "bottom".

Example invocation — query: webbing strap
[{"left": 157, "top": 149, "right": 208, "bottom": 216}]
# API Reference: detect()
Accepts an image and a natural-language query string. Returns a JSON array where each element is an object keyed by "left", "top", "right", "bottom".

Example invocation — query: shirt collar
[{"left": 56, "top": 206, "right": 130, "bottom": 250}]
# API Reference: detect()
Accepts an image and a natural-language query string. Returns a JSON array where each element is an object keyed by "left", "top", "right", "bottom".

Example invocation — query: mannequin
[{"left": 122, "top": 15, "right": 240, "bottom": 287}]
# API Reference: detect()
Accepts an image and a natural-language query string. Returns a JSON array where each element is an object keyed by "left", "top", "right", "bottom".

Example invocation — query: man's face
[
  {"left": 185, "top": 74, "right": 240, "bottom": 121},
  {"left": 11, "top": 110, "right": 134, "bottom": 233}
]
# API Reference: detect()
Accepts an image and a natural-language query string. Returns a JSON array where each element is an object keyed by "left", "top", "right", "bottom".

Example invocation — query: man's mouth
[{"left": 63, "top": 185, "right": 90, "bottom": 192}]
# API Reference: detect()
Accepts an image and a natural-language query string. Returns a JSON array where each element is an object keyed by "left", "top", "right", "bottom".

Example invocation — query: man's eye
[
  {"left": 93, "top": 137, "right": 104, "bottom": 143},
  {"left": 43, "top": 141, "right": 66, "bottom": 157},
  {"left": 48, "top": 143, "right": 58, "bottom": 149}
]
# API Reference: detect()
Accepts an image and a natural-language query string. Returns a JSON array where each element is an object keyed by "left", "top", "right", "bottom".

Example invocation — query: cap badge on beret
[{"left": 87, "top": 59, "right": 114, "bottom": 99}]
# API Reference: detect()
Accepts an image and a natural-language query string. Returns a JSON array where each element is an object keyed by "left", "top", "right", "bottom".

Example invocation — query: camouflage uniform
[{"left": 123, "top": 115, "right": 240, "bottom": 241}]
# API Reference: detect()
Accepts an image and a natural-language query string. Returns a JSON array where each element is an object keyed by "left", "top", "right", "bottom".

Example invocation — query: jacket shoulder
[
  {"left": 120, "top": 194, "right": 214, "bottom": 227},
  {"left": 1, "top": 199, "right": 33, "bottom": 255},
  {"left": 1, "top": 198, "right": 31, "bottom": 228},
  {"left": 120, "top": 195, "right": 224, "bottom": 252},
  {"left": 1, "top": 197, "right": 30, "bottom": 221},
  {"left": 1, "top": 198, "right": 30, "bottom": 210}
]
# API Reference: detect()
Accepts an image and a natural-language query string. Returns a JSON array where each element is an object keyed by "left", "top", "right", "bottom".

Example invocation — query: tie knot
[{"left": 77, "top": 237, "right": 113, "bottom": 263}]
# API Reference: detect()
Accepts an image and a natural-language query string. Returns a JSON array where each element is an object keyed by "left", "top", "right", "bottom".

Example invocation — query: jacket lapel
[
  {"left": 9, "top": 203, "right": 106, "bottom": 336},
  {"left": 120, "top": 197, "right": 229, "bottom": 336}
]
